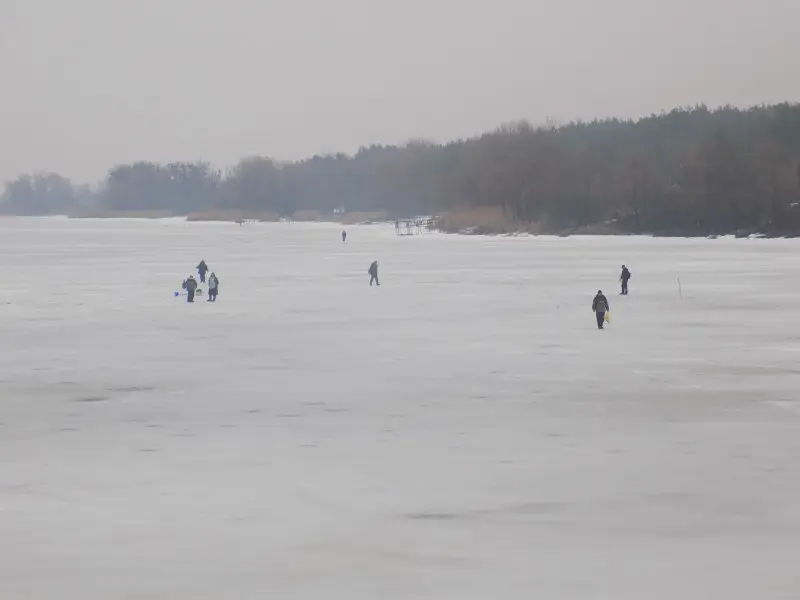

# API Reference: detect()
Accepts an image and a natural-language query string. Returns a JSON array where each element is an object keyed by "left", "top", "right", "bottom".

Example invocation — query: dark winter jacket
[
  {"left": 368, "top": 261, "right": 378, "bottom": 276},
  {"left": 185, "top": 278, "right": 198, "bottom": 293},
  {"left": 592, "top": 293, "right": 609, "bottom": 313},
  {"left": 197, "top": 261, "right": 209, "bottom": 275},
  {"left": 621, "top": 267, "right": 631, "bottom": 282}
]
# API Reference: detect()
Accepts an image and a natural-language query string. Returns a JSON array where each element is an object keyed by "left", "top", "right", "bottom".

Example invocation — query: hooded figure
[
  {"left": 592, "top": 290, "right": 609, "bottom": 329},
  {"left": 207, "top": 272, "right": 219, "bottom": 302},
  {"left": 184, "top": 275, "right": 198, "bottom": 303},
  {"left": 197, "top": 260, "right": 209, "bottom": 283},
  {"left": 620, "top": 265, "right": 631, "bottom": 295},
  {"left": 342, "top": 230, "right": 347, "bottom": 243},
  {"left": 368, "top": 261, "right": 379, "bottom": 286}
]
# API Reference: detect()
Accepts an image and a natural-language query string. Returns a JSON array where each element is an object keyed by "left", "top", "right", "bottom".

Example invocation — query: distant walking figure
[
  {"left": 207, "top": 272, "right": 219, "bottom": 302},
  {"left": 620, "top": 265, "right": 631, "bottom": 295},
  {"left": 184, "top": 275, "right": 198, "bottom": 303},
  {"left": 197, "top": 260, "right": 209, "bottom": 283},
  {"left": 342, "top": 230, "right": 347, "bottom": 243},
  {"left": 368, "top": 261, "right": 380, "bottom": 286},
  {"left": 592, "top": 290, "right": 609, "bottom": 329}
]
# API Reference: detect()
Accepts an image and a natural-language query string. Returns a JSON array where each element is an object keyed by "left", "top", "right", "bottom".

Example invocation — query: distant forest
[{"left": 3, "top": 103, "right": 800, "bottom": 236}]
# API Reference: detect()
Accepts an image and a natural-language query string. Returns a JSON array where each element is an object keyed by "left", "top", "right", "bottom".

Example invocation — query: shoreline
[{"left": 2, "top": 213, "right": 793, "bottom": 238}]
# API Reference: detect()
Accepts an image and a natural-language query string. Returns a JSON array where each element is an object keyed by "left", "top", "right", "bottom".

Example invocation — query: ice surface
[{"left": 1, "top": 218, "right": 799, "bottom": 599}]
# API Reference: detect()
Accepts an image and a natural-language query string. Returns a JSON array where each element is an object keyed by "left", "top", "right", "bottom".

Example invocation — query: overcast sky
[{"left": 2, "top": 0, "right": 799, "bottom": 183}]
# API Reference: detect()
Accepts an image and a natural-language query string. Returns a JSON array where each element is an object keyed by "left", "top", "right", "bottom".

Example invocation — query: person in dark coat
[
  {"left": 620, "top": 265, "right": 631, "bottom": 295},
  {"left": 207, "top": 272, "right": 219, "bottom": 302},
  {"left": 184, "top": 275, "right": 198, "bottom": 303},
  {"left": 368, "top": 261, "right": 379, "bottom": 286},
  {"left": 197, "top": 260, "right": 209, "bottom": 283},
  {"left": 342, "top": 230, "right": 347, "bottom": 242},
  {"left": 592, "top": 290, "right": 609, "bottom": 329}
]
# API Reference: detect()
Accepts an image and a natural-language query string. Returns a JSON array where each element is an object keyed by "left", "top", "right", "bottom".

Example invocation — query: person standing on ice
[
  {"left": 592, "top": 290, "right": 609, "bottom": 329},
  {"left": 368, "top": 260, "right": 380, "bottom": 286},
  {"left": 196, "top": 260, "right": 209, "bottom": 283},
  {"left": 620, "top": 265, "right": 631, "bottom": 295},
  {"left": 342, "top": 230, "right": 347, "bottom": 243},
  {"left": 184, "top": 275, "right": 198, "bottom": 303},
  {"left": 207, "top": 272, "right": 219, "bottom": 302}
]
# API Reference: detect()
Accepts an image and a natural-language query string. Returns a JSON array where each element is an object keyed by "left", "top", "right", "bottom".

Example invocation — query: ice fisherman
[
  {"left": 342, "top": 230, "right": 347, "bottom": 243},
  {"left": 368, "top": 260, "right": 380, "bottom": 286},
  {"left": 197, "top": 260, "right": 209, "bottom": 283},
  {"left": 592, "top": 290, "right": 609, "bottom": 329},
  {"left": 620, "top": 265, "right": 631, "bottom": 295},
  {"left": 184, "top": 275, "right": 198, "bottom": 303},
  {"left": 207, "top": 272, "right": 219, "bottom": 302}
]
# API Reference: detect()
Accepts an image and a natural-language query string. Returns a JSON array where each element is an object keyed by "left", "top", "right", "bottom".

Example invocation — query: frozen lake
[{"left": 1, "top": 218, "right": 799, "bottom": 599}]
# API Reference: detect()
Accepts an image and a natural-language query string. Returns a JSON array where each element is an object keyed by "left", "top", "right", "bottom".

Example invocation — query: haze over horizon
[{"left": 2, "top": 0, "right": 799, "bottom": 183}]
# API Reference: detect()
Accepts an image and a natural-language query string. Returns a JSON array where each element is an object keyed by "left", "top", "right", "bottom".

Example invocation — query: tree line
[{"left": 3, "top": 103, "right": 800, "bottom": 236}]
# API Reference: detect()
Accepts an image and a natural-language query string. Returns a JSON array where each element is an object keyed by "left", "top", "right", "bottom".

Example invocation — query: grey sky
[{"left": 2, "top": 0, "right": 799, "bottom": 183}]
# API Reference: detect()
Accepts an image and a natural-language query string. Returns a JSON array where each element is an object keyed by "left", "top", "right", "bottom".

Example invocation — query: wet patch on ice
[
  {"left": 73, "top": 396, "right": 108, "bottom": 403},
  {"left": 406, "top": 512, "right": 459, "bottom": 521},
  {"left": 112, "top": 386, "right": 156, "bottom": 393},
  {"left": 405, "top": 501, "right": 571, "bottom": 523}
]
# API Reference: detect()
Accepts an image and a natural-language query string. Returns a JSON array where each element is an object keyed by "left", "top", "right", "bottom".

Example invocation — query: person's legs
[
  {"left": 622, "top": 280, "right": 628, "bottom": 295},
  {"left": 596, "top": 311, "right": 604, "bottom": 329},
  {"left": 370, "top": 275, "right": 375, "bottom": 286},
  {"left": 188, "top": 290, "right": 195, "bottom": 303}
]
